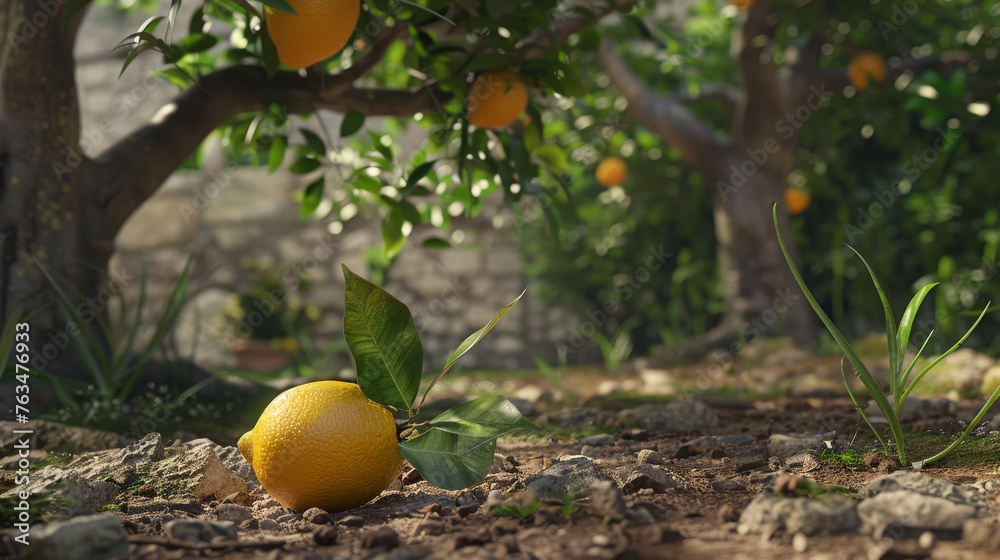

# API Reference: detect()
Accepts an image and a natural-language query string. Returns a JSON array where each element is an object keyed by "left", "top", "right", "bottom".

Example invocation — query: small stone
[
  {"left": 402, "top": 468, "right": 424, "bottom": 485},
  {"left": 165, "top": 519, "right": 238, "bottom": 543},
  {"left": 360, "top": 526, "right": 400, "bottom": 549},
  {"left": 592, "top": 534, "right": 611, "bottom": 547},
  {"left": 454, "top": 490, "right": 482, "bottom": 508},
  {"left": 621, "top": 464, "right": 678, "bottom": 494},
  {"left": 525, "top": 457, "right": 608, "bottom": 497},
  {"left": 237, "top": 518, "right": 258, "bottom": 531},
  {"left": 792, "top": 532, "right": 808, "bottom": 553},
  {"left": 216, "top": 503, "right": 253, "bottom": 524},
  {"left": 412, "top": 520, "right": 445, "bottom": 537},
  {"left": 339, "top": 515, "right": 364, "bottom": 527},
  {"left": 636, "top": 449, "right": 662, "bottom": 465},
  {"left": 221, "top": 492, "right": 253, "bottom": 506},
  {"left": 457, "top": 505, "right": 478, "bottom": 517},
  {"left": 9, "top": 513, "right": 128, "bottom": 560},
  {"left": 580, "top": 433, "right": 616, "bottom": 447},
  {"left": 711, "top": 478, "right": 746, "bottom": 493},
  {"left": 313, "top": 525, "right": 339, "bottom": 546},
  {"left": 302, "top": 507, "right": 331, "bottom": 525},
  {"left": 918, "top": 531, "right": 935, "bottom": 549},
  {"left": 276, "top": 513, "right": 297, "bottom": 523},
  {"left": 453, "top": 529, "right": 491, "bottom": 549},
  {"left": 502, "top": 536, "right": 520, "bottom": 554},
  {"left": 259, "top": 519, "right": 282, "bottom": 532},
  {"left": 586, "top": 480, "right": 627, "bottom": 518},
  {"left": 580, "top": 445, "right": 596, "bottom": 457},
  {"left": 624, "top": 506, "right": 656, "bottom": 526}
]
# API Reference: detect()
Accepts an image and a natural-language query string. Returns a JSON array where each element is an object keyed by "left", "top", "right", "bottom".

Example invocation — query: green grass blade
[
  {"left": 841, "top": 359, "right": 890, "bottom": 455},
  {"left": 897, "top": 329, "right": 933, "bottom": 411},
  {"left": 901, "top": 301, "right": 990, "bottom": 404},
  {"left": 33, "top": 257, "right": 110, "bottom": 396},
  {"left": 895, "top": 283, "right": 937, "bottom": 403},
  {"left": 773, "top": 205, "right": 906, "bottom": 464},
  {"left": 920, "top": 378, "right": 1000, "bottom": 467},
  {"left": 846, "top": 245, "right": 900, "bottom": 400}
]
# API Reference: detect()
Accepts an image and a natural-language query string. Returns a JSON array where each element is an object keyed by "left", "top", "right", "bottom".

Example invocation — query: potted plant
[{"left": 220, "top": 267, "right": 320, "bottom": 372}]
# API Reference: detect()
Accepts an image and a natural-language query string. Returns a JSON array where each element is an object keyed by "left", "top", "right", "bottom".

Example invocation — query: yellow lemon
[
  {"left": 238, "top": 380, "right": 402, "bottom": 512},
  {"left": 266, "top": 0, "right": 361, "bottom": 69},
  {"left": 847, "top": 51, "right": 887, "bottom": 92},
  {"left": 595, "top": 156, "right": 628, "bottom": 187},
  {"left": 467, "top": 70, "right": 529, "bottom": 129}
]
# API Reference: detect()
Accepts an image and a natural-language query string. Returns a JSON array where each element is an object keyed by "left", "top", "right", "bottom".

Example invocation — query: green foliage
[
  {"left": 340, "top": 265, "right": 536, "bottom": 490},
  {"left": 775, "top": 205, "right": 1000, "bottom": 468},
  {"left": 818, "top": 448, "right": 866, "bottom": 471},
  {"left": 221, "top": 267, "right": 319, "bottom": 343}
]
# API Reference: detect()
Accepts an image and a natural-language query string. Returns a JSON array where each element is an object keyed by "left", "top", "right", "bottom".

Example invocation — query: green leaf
[
  {"left": 773, "top": 205, "right": 906, "bottom": 464},
  {"left": 427, "top": 395, "right": 538, "bottom": 438},
  {"left": 300, "top": 129, "right": 327, "bottom": 157},
  {"left": 422, "top": 237, "right": 452, "bottom": 249},
  {"left": 418, "top": 289, "right": 526, "bottom": 409},
  {"left": 341, "top": 111, "right": 366, "bottom": 138},
  {"left": 895, "top": 282, "right": 937, "bottom": 405},
  {"left": 402, "top": 161, "right": 435, "bottom": 194},
  {"left": 846, "top": 246, "right": 899, "bottom": 400},
  {"left": 267, "top": 135, "right": 288, "bottom": 173},
  {"left": 535, "top": 145, "right": 568, "bottom": 171},
  {"left": 342, "top": 265, "right": 422, "bottom": 411},
  {"left": 289, "top": 156, "right": 321, "bottom": 174},
  {"left": 260, "top": 0, "right": 297, "bottom": 14},
  {"left": 299, "top": 177, "right": 325, "bottom": 218},
  {"left": 397, "top": 428, "right": 497, "bottom": 490}
]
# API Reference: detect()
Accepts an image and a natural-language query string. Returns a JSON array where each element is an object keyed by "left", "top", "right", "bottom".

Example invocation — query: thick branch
[
  {"left": 733, "top": 0, "right": 787, "bottom": 146},
  {"left": 597, "top": 39, "right": 722, "bottom": 177}
]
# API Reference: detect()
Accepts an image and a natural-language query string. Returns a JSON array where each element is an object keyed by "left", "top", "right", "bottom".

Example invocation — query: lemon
[
  {"left": 266, "top": 0, "right": 361, "bottom": 69},
  {"left": 238, "top": 380, "right": 402, "bottom": 512},
  {"left": 595, "top": 156, "right": 628, "bottom": 187},
  {"left": 467, "top": 70, "right": 529, "bottom": 129}
]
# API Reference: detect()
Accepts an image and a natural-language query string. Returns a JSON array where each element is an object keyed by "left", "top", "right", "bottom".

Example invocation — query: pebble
[
  {"left": 412, "top": 520, "right": 445, "bottom": 537},
  {"left": 586, "top": 480, "right": 627, "bottom": 518},
  {"left": 580, "top": 445, "right": 596, "bottom": 457},
  {"left": 360, "top": 526, "right": 400, "bottom": 549},
  {"left": 215, "top": 503, "right": 252, "bottom": 524},
  {"left": 165, "top": 519, "right": 237, "bottom": 543},
  {"left": 302, "top": 507, "right": 330, "bottom": 525},
  {"left": 624, "top": 506, "right": 656, "bottom": 526},
  {"left": 276, "top": 513, "right": 297, "bottom": 523},
  {"left": 621, "top": 464, "right": 678, "bottom": 494},
  {"left": 221, "top": 492, "right": 253, "bottom": 506},
  {"left": 339, "top": 514, "right": 364, "bottom": 527},
  {"left": 313, "top": 525, "right": 338, "bottom": 545},
  {"left": 918, "top": 531, "right": 936, "bottom": 549},
  {"left": 237, "top": 518, "right": 258, "bottom": 531},
  {"left": 9, "top": 513, "right": 128, "bottom": 560},
  {"left": 592, "top": 534, "right": 611, "bottom": 547},
  {"left": 792, "top": 532, "right": 808, "bottom": 553},
  {"left": 579, "top": 433, "right": 616, "bottom": 447},
  {"left": 259, "top": 519, "right": 282, "bottom": 532},
  {"left": 636, "top": 449, "right": 662, "bottom": 465}
]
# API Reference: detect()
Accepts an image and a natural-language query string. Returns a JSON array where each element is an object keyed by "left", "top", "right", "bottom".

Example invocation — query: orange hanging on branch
[
  {"left": 785, "top": 186, "right": 812, "bottom": 215},
  {"left": 467, "top": 70, "right": 530, "bottom": 129},
  {"left": 266, "top": 0, "right": 361, "bottom": 69},
  {"left": 847, "top": 51, "right": 887, "bottom": 92}
]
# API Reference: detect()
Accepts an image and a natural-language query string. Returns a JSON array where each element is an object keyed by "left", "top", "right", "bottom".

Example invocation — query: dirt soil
[{"left": 9, "top": 352, "right": 1000, "bottom": 559}]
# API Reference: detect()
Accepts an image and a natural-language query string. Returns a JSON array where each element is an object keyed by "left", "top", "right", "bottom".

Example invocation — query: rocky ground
[{"left": 2, "top": 340, "right": 999, "bottom": 560}]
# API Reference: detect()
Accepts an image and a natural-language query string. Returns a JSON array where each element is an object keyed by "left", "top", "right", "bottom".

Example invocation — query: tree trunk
[{"left": 0, "top": 0, "right": 107, "bottom": 376}]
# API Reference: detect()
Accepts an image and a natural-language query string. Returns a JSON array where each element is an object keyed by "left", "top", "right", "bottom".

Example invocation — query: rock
[
  {"left": 238, "top": 518, "right": 258, "bottom": 531},
  {"left": 982, "top": 365, "right": 1000, "bottom": 397},
  {"left": 302, "top": 507, "right": 331, "bottom": 525},
  {"left": 580, "top": 433, "right": 616, "bottom": 447},
  {"left": 536, "top": 407, "right": 605, "bottom": 429},
  {"left": 766, "top": 432, "right": 835, "bottom": 459},
  {"left": 259, "top": 519, "right": 282, "bottom": 532},
  {"left": 507, "top": 397, "right": 538, "bottom": 418},
  {"left": 857, "top": 490, "right": 976, "bottom": 537},
  {"left": 524, "top": 456, "right": 608, "bottom": 497},
  {"left": 585, "top": 480, "right": 626, "bottom": 518},
  {"left": 360, "top": 526, "right": 400, "bottom": 549},
  {"left": 10, "top": 513, "right": 128, "bottom": 560},
  {"left": 921, "top": 348, "right": 995, "bottom": 392},
  {"left": 864, "top": 471, "right": 982, "bottom": 507},
  {"left": 454, "top": 489, "right": 483, "bottom": 508},
  {"left": 624, "top": 506, "right": 656, "bottom": 525},
  {"left": 736, "top": 491, "right": 859, "bottom": 537},
  {"left": 149, "top": 441, "right": 248, "bottom": 500},
  {"left": 792, "top": 532, "right": 808, "bottom": 553},
  {"left": 580, "top": 445, "right": 596, "bottom": 457},
  {"left": 962, "top": 518, "right": 1000, "bottom": 550},
  {"left": 164, "top": 519, "right": 237, "bottom": 543},
  {"left": 388, "top": 493, "right": 453, "bottom": 518},
  {"left": 711, "top": 478, "right": 746, "bottom": 493},
  {"left": 216, "top": 503, "right": 253, "bottom": 524},
  {"left": 621, "top": 464, "right": 678, "bottom": 494},
  {"left": 412, "top": 520, "right": 446, "bottom": 537},
  {"left": 0, "top": 450, "right": 47, "bottom": 470},
  {"left": 636, "top": 449, "right": 662, "bottom": 465},
  {"left": 338, "top": 514, "right": 364, "bottom": 527},
  {"left": 617, "top": 400, "right": 718, "bottom": 432},
  {"left": 313, "top": 525, "right": 338, "bottom": 545},
  {"left": 221, "top": 492, "right": 253, "bottom": 506},
  {"left": 865, "top": 397, "right": 957, "bottom": 423}
]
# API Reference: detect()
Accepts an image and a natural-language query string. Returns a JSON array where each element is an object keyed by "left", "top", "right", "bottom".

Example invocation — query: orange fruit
[
  {"left": 266, "top": 0, "right": 361, "bottom": 69},
  {"left": 467, "top": 70, "right": 529, "bottom": 129},
  {"left": 595, "top": 156, "right": 628, "bottom": 187},
  {"left": 785, "top": 186, "right": 811, "bottom": 215},
  {"left": 238, "top": 380, "right": 402, "bottom": 512},
  {"left": 847, "top": 51, "right": 887, "bottom": 92},
  {"left": 731, "top": 0, "right": 755, "bottom": 8}
]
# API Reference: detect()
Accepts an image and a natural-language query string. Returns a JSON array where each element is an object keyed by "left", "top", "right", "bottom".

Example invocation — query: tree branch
[
  {"left": 597, "top": 38, "right": 722, "bottom": 176},
  {"left": 673, "top": 83, "right": 740, "bottom": 106},
  {"left": 732, "top": 0, "right": 787, "bottom": 146}
]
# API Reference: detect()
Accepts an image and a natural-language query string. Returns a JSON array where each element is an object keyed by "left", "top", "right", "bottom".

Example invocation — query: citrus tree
[
  {"left": 0, "top": 0, "right": 631, "bottom": 374},
  {"left": 515, "top": 0, "right": 1000, "bottom": 357}
]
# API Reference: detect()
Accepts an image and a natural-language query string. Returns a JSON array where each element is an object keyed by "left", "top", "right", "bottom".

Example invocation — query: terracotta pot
[{"left": 230, "top": 339, "right": 291, "bottom": 372}]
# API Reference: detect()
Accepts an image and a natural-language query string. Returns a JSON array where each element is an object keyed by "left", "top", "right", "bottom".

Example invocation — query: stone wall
[{"left": 111, "top": 168, "right": 577, "bottom": 370}]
